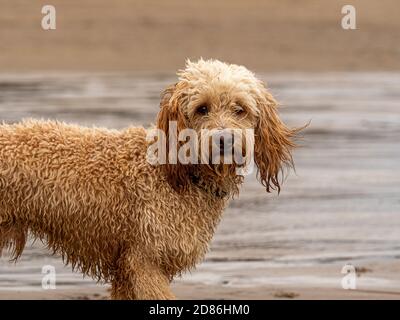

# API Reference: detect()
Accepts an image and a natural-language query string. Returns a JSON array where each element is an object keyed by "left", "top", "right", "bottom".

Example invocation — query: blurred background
[{"left": 0, "top": 0, "right": 399, "bottom": 299}]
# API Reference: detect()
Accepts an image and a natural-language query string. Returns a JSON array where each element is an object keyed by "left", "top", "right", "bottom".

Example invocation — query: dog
[{"left": 0, "top": 59, "right": 299, "bottom": 299}]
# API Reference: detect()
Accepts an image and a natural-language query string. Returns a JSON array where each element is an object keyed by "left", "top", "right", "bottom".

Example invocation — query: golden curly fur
[{"left": 0, "top": 59, "right": 299, "bottom": 299}]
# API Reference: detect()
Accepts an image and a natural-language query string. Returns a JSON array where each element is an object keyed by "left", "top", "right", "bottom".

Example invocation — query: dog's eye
[
  {"left": 196, "top": 105, "right": 209, "bottom": 115},
  {"left": 234, "top": 106, "right": 245, "bottom": 115}
]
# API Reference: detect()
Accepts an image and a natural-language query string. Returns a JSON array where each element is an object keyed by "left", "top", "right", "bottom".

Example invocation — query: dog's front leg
[{"left": 111, "top": 252, "right": 175, "bottom": 300}]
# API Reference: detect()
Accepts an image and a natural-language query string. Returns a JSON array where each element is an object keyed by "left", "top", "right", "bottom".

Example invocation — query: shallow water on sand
[{"left": 0, "top": 73, "right": 399, "bottom": 294}]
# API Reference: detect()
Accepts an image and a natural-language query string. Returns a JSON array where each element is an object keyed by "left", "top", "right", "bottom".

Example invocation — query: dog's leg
[{"left": 111, "top": 253, "right": 175, "bottom": 300}]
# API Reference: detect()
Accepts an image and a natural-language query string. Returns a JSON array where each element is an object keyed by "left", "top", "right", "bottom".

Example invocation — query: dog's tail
[{"left": 0, "top": 224, "right": 28, "bottom": 261}]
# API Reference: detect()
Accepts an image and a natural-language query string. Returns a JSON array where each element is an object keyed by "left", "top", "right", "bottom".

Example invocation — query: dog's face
[{"left": 157, "top": 59, "right": 298, "bottom": 192}]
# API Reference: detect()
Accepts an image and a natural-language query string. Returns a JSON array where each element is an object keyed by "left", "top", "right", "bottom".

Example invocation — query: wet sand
[{"left": 0, "top": 72, "right": 399, "bottom": 299}]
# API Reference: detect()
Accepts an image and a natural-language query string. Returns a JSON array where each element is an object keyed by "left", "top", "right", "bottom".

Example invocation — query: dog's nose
[{"left": 219, "top": 135, "right": 234, "bottom": 151}]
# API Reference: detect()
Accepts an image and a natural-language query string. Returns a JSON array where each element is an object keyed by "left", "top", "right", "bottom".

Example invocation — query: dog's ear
[
  {"left": 254, "top": 84, "right": 298, "bottom": 193},
  {"left": 156, "top": 83, "right": 190, "bottom": 191},
  {"left": 157, "top": 83, "right": 187, "bottom": 134}
]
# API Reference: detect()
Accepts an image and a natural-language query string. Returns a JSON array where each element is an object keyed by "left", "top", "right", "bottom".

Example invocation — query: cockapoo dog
[{"left": 0, "top": 59, "right": 299, "bottom": 299}]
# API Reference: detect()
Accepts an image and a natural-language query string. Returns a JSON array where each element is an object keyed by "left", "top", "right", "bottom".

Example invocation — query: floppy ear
[
  {"left": 156, "top": 83, "right": 190, "bottom": 191},
  {"left": 254, "top": 86, "right": 299, "bottom": 193}
]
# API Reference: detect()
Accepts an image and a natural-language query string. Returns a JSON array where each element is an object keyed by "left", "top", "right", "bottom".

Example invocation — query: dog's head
[{"left": 156, "top": 59, "right": 299, "bottom": 193}]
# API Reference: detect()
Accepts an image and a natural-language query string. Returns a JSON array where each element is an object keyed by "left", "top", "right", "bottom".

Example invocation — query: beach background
[{"left": 0, "top": 0, "right": 399, "bottom": 299}]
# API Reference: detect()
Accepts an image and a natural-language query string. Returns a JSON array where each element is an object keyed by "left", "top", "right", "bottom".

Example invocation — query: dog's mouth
[
  {"left": 198, "top": 128, "right": 255, "bottom": 177},
  {"left": 199, "top": 129, "right": 250, "bottom": 165}
]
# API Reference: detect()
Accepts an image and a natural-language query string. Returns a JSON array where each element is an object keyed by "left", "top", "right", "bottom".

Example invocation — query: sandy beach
[
  {"left": 0, "top": 72, "right": 399, "bottom": 299},
  {"left": 1, "top": 0, "right": 400, "bottom": 72}
]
